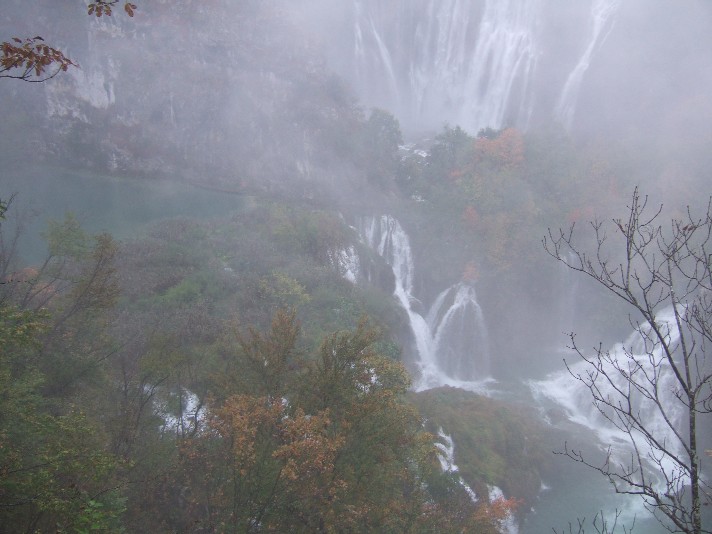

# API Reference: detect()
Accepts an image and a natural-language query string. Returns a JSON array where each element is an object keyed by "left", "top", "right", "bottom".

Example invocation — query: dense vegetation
[
  {"left": 0, "top": 198, "right": 527, "bottom": 532},
  {"left": 4, "top": 2, "right": 712, "bottom": 531},
  {"left": 2, "top": 115, "right": 701, "bottom": 531}
]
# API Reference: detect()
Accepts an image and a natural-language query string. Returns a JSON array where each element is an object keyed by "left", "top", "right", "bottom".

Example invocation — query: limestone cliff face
[
  {"left": 3, "top": 1, "right": 712, "bottom": 190},
  {"left": 2, "top": 1, "right": 367, "bottom": 202}
]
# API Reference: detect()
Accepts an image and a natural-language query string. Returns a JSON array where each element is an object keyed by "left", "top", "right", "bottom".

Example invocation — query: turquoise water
[{"left": 1, "top": 166, "right": 246, "bottom": 264}]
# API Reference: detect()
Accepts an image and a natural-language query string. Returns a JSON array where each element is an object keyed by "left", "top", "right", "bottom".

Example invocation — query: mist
[{"left": 2, "top": 1, "right": 712, "bottom": 532}]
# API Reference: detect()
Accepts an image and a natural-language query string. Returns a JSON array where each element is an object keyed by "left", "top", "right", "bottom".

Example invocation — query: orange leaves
[
  {"left": 201, "top": 394, "right": 347, "bottom": 529},
  {"left": 474, "top": 127, "right": 525, "bottom": 172},
  {"left": 210, "top": 394, "right": 285, "bottom": 472},
  {"left": 473, "top": 496, "right": 521, "bottom": 529},
  {"left": 274, "top": 408, "right": 342, "bottom": 481},
  {"left": 210, "top": 395, "right": 343, "bottom": 483},
  {"left": 1, "top": 37, "right": 76, "bottom": 82},
  {"left": 87, "top": 1, "right": 137, "bottom": 18}
]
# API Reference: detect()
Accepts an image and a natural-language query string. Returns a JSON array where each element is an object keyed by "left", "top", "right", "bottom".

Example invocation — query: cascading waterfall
[
  {"left": 555, "top": 0, "right": 621, "bottom": 129},
  {"left": 459, "top": 0, "right": 541, "bottom": 132},
  {"left": 350, "top": 0, "right": 541, "bottom": 133},
  {"left": 529, "top": 306, "right": 688, "bottom": 488},
  {"left": 360, "top": 215, "right": 491, "bottom": 391},
  {"left": 328, "top": 0, "right": 633, "bottom": 134},
  {"left": 436, "top": 428, "right": 478, "bottom": 502},
  {"left": 436, "top": 428, "right": 519, "bottom": 534},
  {"left": 427, "top": 283, "right": 490, "bottom": 381}
]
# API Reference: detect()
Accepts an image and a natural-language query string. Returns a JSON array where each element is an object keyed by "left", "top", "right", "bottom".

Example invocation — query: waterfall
[
  {"left": 459, "top": 0, "right": 541, "bottom": 132},
  {"left": 328, "top": 0, "right": 635, "bottom": 133},
  {"left": 350, "top": 0, "right": 541, "bottom": 133},
  {"left": 436, "top": 428, "right": 478, "bottom": 502},
  {"left": 555, "top": 0, "right": 621, "bottom": 129},
  {"left": 428, "top": 283, "right": 490, "bottom": 381},
  {"left": 360, "top": 215, "right": 491, "bottom": 391},
  {"left": 353, "top": 1, "right": 400, "bottom": 105},
  {"left": 331, "top": 245, "right": 360, "bottom": 283},
  {"left": 529, "top": 306, "right": 688, "bottom": 487},
  {"left": 436, "top": 428, "right": 519, "bottom": 533}
]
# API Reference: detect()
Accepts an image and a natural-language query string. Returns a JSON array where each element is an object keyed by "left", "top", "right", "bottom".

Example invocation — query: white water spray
[
  {"left": 530, "top": 306, "right": 689, "bottom": 492},
  {"left": 351, "top": 0, "right": 541, "bottom": 133},
  {"left": 436, "top": 428, "right": 478, "bottom": 502},
  {"left": 436, "top": 428, "right": 519, "bottom": 533}
]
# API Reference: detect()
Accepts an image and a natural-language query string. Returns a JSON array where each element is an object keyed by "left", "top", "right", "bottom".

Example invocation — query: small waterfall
[
  {"left": 436, "top": 428, "right": 478, "bottom": 502},
  {"left": 331, "top": 245, "right": 360, "bottom": 283},
  {"left": 555, "top": 0, "right": 621, "bottom": 129},
  {"left": 436, "top": 428, "right": 519, "bottom": 533},
  {"left": 360, "top": 215, "right": 491, "bottom": 391},
  {"left": 488, "top": 485, "right": 520, "bottom": 534},
  {"left": 428, "top": 283, "right": 490, "bottom": 381}
]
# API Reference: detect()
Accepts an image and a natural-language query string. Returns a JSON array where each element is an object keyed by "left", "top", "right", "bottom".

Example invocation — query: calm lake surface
[{"left": 1, "top": 166, "right": 246, "bottom": 263}]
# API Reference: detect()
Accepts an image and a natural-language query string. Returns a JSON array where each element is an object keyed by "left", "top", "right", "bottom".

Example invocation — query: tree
[
  {"left": 1, "top": 1, "right": 137, "bottom": 82},
  {"left": 544, "top": 188, "right": 712, "bottom": 533},
  {"left": 361, "top": 108, "right": 403, "bottom": 185},
  {"left": 0, "top": 215, "right": 123, "bottom": 532}
]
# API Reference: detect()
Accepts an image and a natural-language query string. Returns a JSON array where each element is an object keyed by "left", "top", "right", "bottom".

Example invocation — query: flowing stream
[
  {"left": 526, "top": 307, "right": 689, "bottom": 533},
  {"left": 530, "top": 307, "right": 687, "bottom": 486}
]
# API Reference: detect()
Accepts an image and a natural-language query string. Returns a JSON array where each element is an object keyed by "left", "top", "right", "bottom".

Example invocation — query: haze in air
[{"left": 1, "top": 1, "right": 712, "bottom": 532}]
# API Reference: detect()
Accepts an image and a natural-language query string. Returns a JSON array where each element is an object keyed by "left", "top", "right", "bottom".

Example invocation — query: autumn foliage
[
  {"left": 474, "top": 128, "right": 525, "bottom": 172},
  {"left": 0, "top": 37, "right": 76, "bottom": 82},
  {"left": 1, "top": 2, "right": 137, "bottom": 82}
]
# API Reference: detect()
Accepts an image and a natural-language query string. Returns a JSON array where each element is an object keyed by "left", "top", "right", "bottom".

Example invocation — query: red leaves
[
  {"left": 1, "top": 2, "right": 139, "bottom": 82},
  {"left": 474, "top": 128, "right": 525, "bottom": 171},
  {"left": 473, "top": 496, "right": 521, "bottom": 529},
  {"left": 87, "top": 1, "right": 137, "bottom": 18},
  {"left": 1, "top": 37, "right": 77, "bottom": 82}
]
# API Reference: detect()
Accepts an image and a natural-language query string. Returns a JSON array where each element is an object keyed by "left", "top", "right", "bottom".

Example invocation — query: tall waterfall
[
  {"left": 312, "top": 0, "right": 637, "bottom": 134},
  {"left": 360, "top": 215, "right": 490, "bottom": 390},
  {"left": 555, "top": 0, "right": 622, "bottom": 129},
  {"left": 351, "top": 0, "right": 541, "bottom": 133}
]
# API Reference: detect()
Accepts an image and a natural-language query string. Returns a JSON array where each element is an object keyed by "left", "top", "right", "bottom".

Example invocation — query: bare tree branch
[{"left": 544, "top": 188, "right": 712, "bottom": 533}]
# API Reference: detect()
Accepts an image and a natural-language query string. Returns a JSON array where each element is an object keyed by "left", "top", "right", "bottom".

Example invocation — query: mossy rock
[{"left": 411, "top": 386, "right": 547, "bottom": 505}]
